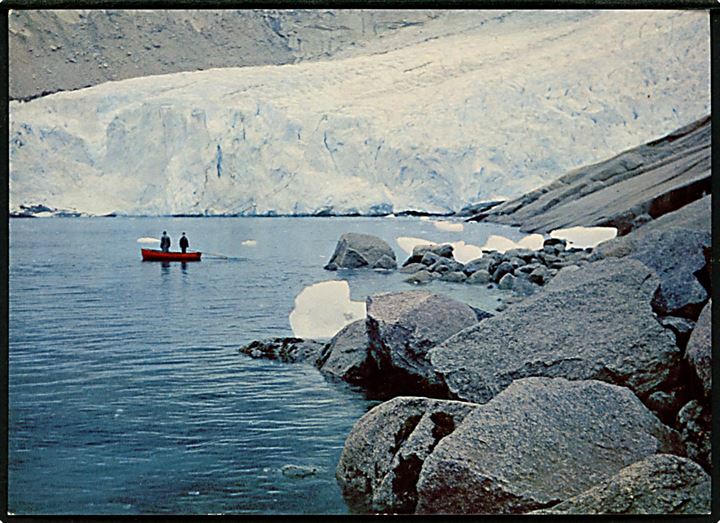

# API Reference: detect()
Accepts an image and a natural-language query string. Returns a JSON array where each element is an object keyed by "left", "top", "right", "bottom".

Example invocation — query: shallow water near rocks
[{"left": 9, "top": 216, "right": 524, "bottom": 515}]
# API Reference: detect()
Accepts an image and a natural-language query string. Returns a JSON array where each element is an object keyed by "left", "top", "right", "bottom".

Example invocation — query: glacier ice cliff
[{"left": 9, "top": 10, "right": 710, "bottom": 217}]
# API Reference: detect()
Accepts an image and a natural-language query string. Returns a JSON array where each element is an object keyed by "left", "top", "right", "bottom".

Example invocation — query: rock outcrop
[
  {"left": 415, "top": 378, "right": 684, "bottom": 514},
  {"left": 530, "top": 454, "right": 710, "bottom": 515},
  {"left": 469, "top": 115, "right": 711, "bottom": 235},
  {"left": 685, "top": 300, "right": 711, "bottom": 398},
  {"left": 336, "top": 396, "right": 478, "bottom": 513},
  {"left": 325, "top": 233, "right": 397, "bottom": 270},
  {"left": 366, "top": 291, "right": 478, "bottom": 393},
  {"left": 318, "top": 319, "right": 374, "bottom": 383},
  {"left": 238, "top": 337, "right": 326, "bottom": 365},
  {"left": 429, "top": 258, "right": 681, "bottom": 404}
]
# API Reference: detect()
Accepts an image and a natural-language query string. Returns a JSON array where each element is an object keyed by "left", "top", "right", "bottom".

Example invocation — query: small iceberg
[
  {"left": 289, "top": 280, "right": 366, "bottom": 339},
  {"left": 242, "top": 239, "right": 258, "bottom": 246},
  {"left": 434, "top": 220, "right": 464, "bottom": 232},
  {"left": 550, "top": 226, "right": 617, "bottom": 249}
]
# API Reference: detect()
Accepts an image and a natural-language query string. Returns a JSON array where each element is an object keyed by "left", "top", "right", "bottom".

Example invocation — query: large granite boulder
[
  {"left": 626, "top": 229, "right": 710, "bottom": 319},
  {"left": 676, "top": 400, "right": 711, "bottom": 471},
  {"left": 366, "top": 291, "right": 478, "bottom": 388},
  {"left": 325, "top": 233, "right": 397, "bottom": 270},
  {"left": 429, "top": 258, "right": 681, "bottom": 404},
  {"left": 366, "top": 291, "right": 479, "bottom": 392},
  {"left": 685, "top": 300, "right": 711, "bottom": 398},
  {"left": 239, "top": 337, "right": 326, "bottom": 365},
  {"left": 318, "top": 320, "right": 374, "bottom": 383},
  {"left": 415, "top": 378, "right": 684, "bottom": 514},
  {"left": 336, "top": 396, "right": 478, "bottom": 513},
  {"left": 530, "top": 454, "right": 710, "bottom": 515}
]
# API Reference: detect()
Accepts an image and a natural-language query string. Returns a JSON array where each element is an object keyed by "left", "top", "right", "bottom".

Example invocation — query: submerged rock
[
  {"left": 530, "top": 454, "right": 710, "bottom": 515},
  {"left": 430, "top": 258, "right": 681, "bottom": 404},
  {"left": 325, "top": 233, "right": 397, "bottom": 270},
  {"left": 239, "top": 337, "right": 326, "bottom": 365},
  {"left": 281, "top": 464, "right": 319, "bottom": 478},
  {"left": 366, "top": 291, "right": 478, "bottom": 391},
  {"left": 415, "top": 378, "right": 684, "bottom": 514}
]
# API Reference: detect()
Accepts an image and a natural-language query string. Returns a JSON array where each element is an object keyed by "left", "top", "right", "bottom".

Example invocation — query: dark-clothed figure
[
  {"left": 160, "top": 231, "right": 171, "bottom": 252},
  {"left": 179, "top": 233, "right": 189, "bottom": 254}
]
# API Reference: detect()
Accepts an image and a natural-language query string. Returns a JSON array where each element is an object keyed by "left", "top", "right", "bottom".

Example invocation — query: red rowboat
[{"left": 141, "top": 248, "right": 202, "bottom": 262}]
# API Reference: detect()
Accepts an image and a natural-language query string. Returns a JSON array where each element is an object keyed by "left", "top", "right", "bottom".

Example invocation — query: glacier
[{"left": 9, "top": 10, "right": 710, "bottom": 216}]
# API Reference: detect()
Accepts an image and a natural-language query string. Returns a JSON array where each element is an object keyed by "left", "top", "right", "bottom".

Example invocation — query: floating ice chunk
[
  {"left": 434, "top": 220, "right": 464, "bottom": 232},
  {"left": 137, "top": 237, "right": 160, "bottom": 244},
  {"left": 550, "top": 226, "right": 617, "bottom": 249},
  {"left": 419, "top": 216, "right": 431, "bottom": 221},
  {"left": 449, "top": 241, "right": 484, "bottom": 263},
  {"left": 517, "top": 234, "right": 544, "bottom": 251},
  {"left": 396, "top": 236, "right": 434, "bottom": 255},
  {"left": 241, "top": 240, "right": 258, "bottom": 246},
  {"left": 289, "top": 280, "right": 366, "bottom": 339}
]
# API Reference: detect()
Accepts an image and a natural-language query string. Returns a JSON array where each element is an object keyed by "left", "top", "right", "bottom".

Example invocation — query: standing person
[
  {"left": 160, "top": 231, "right": 171, "bottom": 252},
  {"left": 179, "top": 232, "right": 189, "bottom": 254}
]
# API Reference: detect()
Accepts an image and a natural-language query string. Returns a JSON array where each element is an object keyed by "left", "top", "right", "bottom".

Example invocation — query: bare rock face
[
  {"left": 325, "top": 233, "right": 397, "bottom": 270},
  {"left": 319, "top": 319, "right": 374, "bottom": 383},
  {"left": 336, "top": 396, "right": 478, "bottom": 513},
  {"left": 626, "top": 229, "right": 710, "bottom": 319},
  {"left": 685, "top": 299, "right": 711, "bottom": 398},
  {"left": 366, "top": 291, "right": 478, "bottom": 392},
  {"left": 415, "top": 378, "right": 684, "bottom": 514},
  {"left": 238, "top": 337, "right": 326, "bottom": 365},
  {"left": 429, "top": 258, "right": 681, "bottom": 404},
  {"left": 530, "top": 454, "right": 710, "bottom": 515}
]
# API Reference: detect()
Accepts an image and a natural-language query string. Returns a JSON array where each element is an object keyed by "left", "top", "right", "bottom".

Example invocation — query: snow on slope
[{"left": 9, "top": 10, "right": 710, "bottom": 216}]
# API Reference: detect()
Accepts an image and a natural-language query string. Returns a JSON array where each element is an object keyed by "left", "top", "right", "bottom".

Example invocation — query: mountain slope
[
  {"left": 469, "top": 115, "right": 711, "bottom": 234},
  {"left": 9, "top": 10, "right": 710, "bottom": 217}
]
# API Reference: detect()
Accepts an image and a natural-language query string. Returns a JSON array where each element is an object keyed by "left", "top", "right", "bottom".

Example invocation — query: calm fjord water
[{"left": 9, "top": 216, "right": 522, "bottom": 515}]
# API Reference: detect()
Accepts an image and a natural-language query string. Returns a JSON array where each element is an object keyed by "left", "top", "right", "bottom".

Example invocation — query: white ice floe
[
  {"left": 241, "top": 239, "right": 258, "bottom": 246},
  {"left": 479, "top": 233, "right": 544, "bottom": 253},
  {"left": 289, "top": 280, "right": 366, "bottom": 339},
  {"left": 550, "top": 226, "right": 617, "bottom": 249},
  {"left": 434, "top": 221, "right": 464, "bottom": 232},
  {"left": 396, "top": 236, "right": 483, "bottom": 263},
  {"left": 396, "top": 236, "right": 433, "bottom": 255},
  {"left": 137, "top": 237, "right": 161, "bottom": 243}
]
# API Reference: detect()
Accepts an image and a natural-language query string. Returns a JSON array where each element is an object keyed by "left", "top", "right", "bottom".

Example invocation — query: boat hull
[{"left": 141, "top": 249, "right": 202, "bottom": 262}]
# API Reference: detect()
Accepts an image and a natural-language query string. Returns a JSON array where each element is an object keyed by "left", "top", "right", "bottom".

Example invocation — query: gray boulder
[
  {"left": 658, "top": 315, "right": 695, "bottom": 350},
  {"left": 399, "top": 263, "right": 426, "bottom": 274},
  {"left": 336, "top": 396, "right": 478, "bottom": 513},
  {"left": 528, "top": 265, "right": 551, "bottom": 285},
  {"left": 463, "top": 257, "right": 493, "bottom": 275},
  {"left": 415, "top": 378, "right": 684, "bottom": 514},
  {"left": 492, "top": 261, "right": 514, "bottom": 282},
  {"left": 627, "top": 229, "right": 710, "bottom": 318},
  {"left": 677, "top": 400, "right": 711, "bottom": 471},
  {"left": 366, "top": 291, "right": 478, "bottom": 390},
  {"left": 325, "top": 233, "right": 397, "bottom": 270},
  {"left": 239, "top": 337, "right": 326, "bottom": 365},
  {"left": 404, "top": 270, "right": 433, "bottom": 285},
  {"left": 440, "top": 271, "right": 466, "bottom": 283},
  {"left": 530, "top": 454, "right": 710, "bottom": 515},
  {"left": 319, "top": 320, "right": 373, "bottom": 383},
  {"left": 430, "top": 258, "right": 681, "bottom": 404},
  {"left": 497, "top": 273, "right": 516, "bottom": 290},
  {"left": 685, "top": 300, "right": 711, "bottom": 398},
  {"left": 420, "top": 252, "right": 442, "bottom": 266},
  {"left": 374, "top": 254, "right": 397, "bottom": 270},
  {"left": 466, "top": 269, "right": 491, "bottom": 285}
]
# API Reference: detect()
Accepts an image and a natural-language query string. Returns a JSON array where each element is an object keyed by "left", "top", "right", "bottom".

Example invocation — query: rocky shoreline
[{"left": 237, "top": 119, "right": 712, "bottom": 514}]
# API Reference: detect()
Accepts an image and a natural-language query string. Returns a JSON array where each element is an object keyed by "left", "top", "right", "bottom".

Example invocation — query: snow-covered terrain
[{"left": 9, "top": 10, "right": 710, "bottom": 217}]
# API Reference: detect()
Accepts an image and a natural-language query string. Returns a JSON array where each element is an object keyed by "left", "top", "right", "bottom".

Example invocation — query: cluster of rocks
[
  {"left": 239, "top": 193, "right": 711, "bottom": 515},
  {"left": 401, "top": 238, "right": 591, "bottom": 298}
]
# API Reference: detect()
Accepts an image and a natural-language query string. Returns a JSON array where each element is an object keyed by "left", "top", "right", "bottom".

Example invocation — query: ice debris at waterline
[
  {"left": 433, "top": 221, "right": 464, "bottom": 232},
  {"left": 289, "top": 280, "right": 366, "bottom": 339},
  {"left": 550, "top": 226, "right": 617, "bottom": 249},
  {"left": 396, "top": 233, "right": 544, "bottom": 264},
  {"left": 9, "top": 11, "right": 709, "bottom": 216}
]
